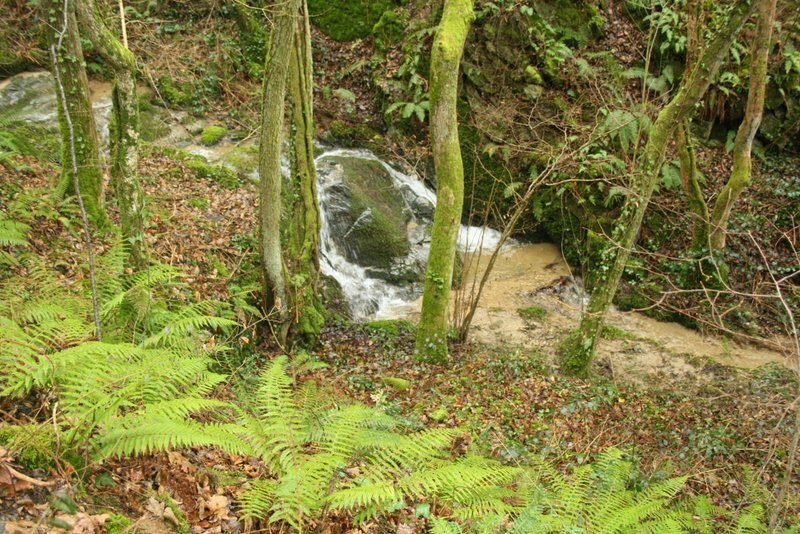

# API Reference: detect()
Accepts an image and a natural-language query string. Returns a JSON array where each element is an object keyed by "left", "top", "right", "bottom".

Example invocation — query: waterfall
[{"left": 315, "top": 148, "right": 510, "bottom": 320}]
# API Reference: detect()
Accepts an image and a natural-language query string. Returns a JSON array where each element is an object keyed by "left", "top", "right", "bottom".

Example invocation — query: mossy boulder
[
  {"left": 185, "top": 157, "right": 240, "bottom": 189},
  {"left": 318, "top": 155, "right": 411, "bottom": 271},
  {"left": 220, "top": 145, "right": 259, "bottom": 179},
  {"left": 138, "top": 101, "right": 172, "bottom": 143},
  {"left": 200, "top": 125, "right": 227, "bottom": 146},
  {"left": 372, "top": 9, "right": 407, "bottom": 49},
  {"left": 155, "top": 74, "right": 193, "bottom": 107},
  {"left": 307, "top": 0, "right": 397, "bottom": 42}
]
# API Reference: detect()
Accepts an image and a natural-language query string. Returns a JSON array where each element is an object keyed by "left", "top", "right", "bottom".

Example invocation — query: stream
[{"left": 0, "top": 71, "right": 787, "bottom": 373}]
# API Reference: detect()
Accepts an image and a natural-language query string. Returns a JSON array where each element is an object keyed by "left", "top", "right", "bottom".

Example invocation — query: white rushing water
[{"left": 315, "top": 148, "right": 512, "bottom": 320}]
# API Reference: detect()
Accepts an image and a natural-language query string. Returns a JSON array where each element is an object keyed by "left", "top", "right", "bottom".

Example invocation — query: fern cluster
[{"left": 0, "top": 213, "right": 239, "bottom": 458}]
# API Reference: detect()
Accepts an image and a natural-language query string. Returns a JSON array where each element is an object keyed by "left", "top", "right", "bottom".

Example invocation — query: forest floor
[{"left": 1, "top": 149, "right": 798, "bottom": 532}]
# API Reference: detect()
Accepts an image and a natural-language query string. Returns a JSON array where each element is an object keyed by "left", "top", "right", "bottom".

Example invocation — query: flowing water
[{"left": 0, "top": 71, "right": 788, "bottom": 371}]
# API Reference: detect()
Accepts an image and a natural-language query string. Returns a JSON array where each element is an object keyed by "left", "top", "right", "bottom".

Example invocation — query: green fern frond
[
  {"left": 0, "top": 219, "right": 30, "bottom": 247},
  {"left": 97, "top": 420, "right": 247, "bottom": 459},
  {"left": 239, "top": 479, "right": 278, "bottom": 519}
]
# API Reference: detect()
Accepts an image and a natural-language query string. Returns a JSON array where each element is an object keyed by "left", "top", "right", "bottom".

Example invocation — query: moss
[
  {"left": 104, "top": 513, "right": 134, "bottom": 534},
  {"left": 292, "top": 297, "right": 327, "bottom": 344},
  {"left": 0, "top": 425, "right": 55, "bottom": 471},
  {"left": 325, "top": 155, "right": 411, "bottom": 268},
  {"left": 220, "top": 145, "right": 259, "bottom": 176},
  {"left": 372, "top": 9, "right": 407, "bottom": 49},
  {"left": 365, "top": 319, "right": 415, "bottom": 337},
  {"left": 558, "top": 329, "right": 592, "bottom": 378},
  {"left": 159, "top": 493, "right": 189, "bottom": 534},
  {"left": 185, "top": 159, "right": 240, "bottom": 189},
  {"left": 188, "top": 197, "right": 210, "bottom": 209},
  {"left": 517, "top": 305, "right": 548, "bottom": 321},
  {"left": 307, "top": 0, "right": 396, "bottom": 42},
  {"left": 601, "top": 325, "right": 635, "bottom": 341},
  {"left": 155, "top": 74, "right": 192, "bottom": 107},
  {"left": 382, "top": 376, "right": 411, "bottom": 390},
  {"left": 138, "top": 108, "right": 171, "bottom": 143},
  {"left": 323, "top": 120, "right": 384, "bottom": 149},
  {"left": 200, "top": 125, "right": 227, "bottom": 146}
]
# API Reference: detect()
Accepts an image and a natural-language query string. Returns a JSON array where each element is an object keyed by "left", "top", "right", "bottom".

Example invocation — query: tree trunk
[
  {"left": 285, "top": 0, "right": 325, "bottom": 343},
  {"left": 708, "top": 0, "right": 777, "bottom": 254},
  {"left": 47, "top": 0, "right": 105, "bottom": 224},
  {"left": 676, "top": 0, "right": 710, "bottom": 249},
  {"left": 559, "top": 1, "right": 756, "bottom": 377},
  {"left": 74, "top": 0, "right": 147, "bottom": 269},
  {"left": 676, "top": 121, "right": 710, "bottom": 249},
  {"left": 415, "top": 0, "right": 474, "bottom": 364},
  {"left": 258, "top": 0, "right": 300, "bottom": 326}
]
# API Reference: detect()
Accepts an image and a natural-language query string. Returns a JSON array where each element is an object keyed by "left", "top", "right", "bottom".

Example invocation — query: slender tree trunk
[
  {"left": 47, "top": 0, "right": 106, "bottom": 224},
  {"left": 676, "top": 121, "right": 710, "bottom": 249},
  {"left": 415, "top": 0, "right": 474, "bottom": 364},
  {"left": 74, "top": 0, "right": 147, "bottom": 269},
  {"left": 285, "top": 0, "right": 325, "bottom": 342},
  {"left": 676, "top": 0, "right": 710, "bottom": 249},
  {"left": 258, "top": 0, "right": 300, "bottom": 325},
  {"left": 559, "top": 2, "right": 756, "bottom": 377},
  {"left": 709, "top": 0, "right": 778, "bottom": 254}
]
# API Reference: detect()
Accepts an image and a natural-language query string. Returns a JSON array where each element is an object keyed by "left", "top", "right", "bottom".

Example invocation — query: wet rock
[{"left": 318, "top": 155, "right": 411, "bottom": 270}]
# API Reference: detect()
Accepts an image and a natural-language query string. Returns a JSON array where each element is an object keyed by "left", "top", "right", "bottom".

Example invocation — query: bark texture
[
  {"left": 415, "top": 0, "right": 474, "bottom": 363},
  {"left": 48, "top": 0, "right": 105, "bottom": 223},
  {"left": 286, "top": 0, "right": 325, "bottom": 343},
  {"left": 560, "top": 1, "right": 757, "bottom": 377},
  {"left": 709, "top": 0, "right": 778, "bottom": 254},
  {"left": 675, "top": 0, "right": 710, "bottom": 249},
  {"left": 258, "top": 0, "right": 301, "bottom": 324},
  {"left": 75, "top": 0, "right": 147, "bottom": 269}
]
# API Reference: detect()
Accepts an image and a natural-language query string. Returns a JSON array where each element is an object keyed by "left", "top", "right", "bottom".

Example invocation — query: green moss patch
[
  {"left": 200, "top": 125, "right": 227, "bottom": 146},
  {"left": 517, "top": 305, "right": 548, "bottom": 321},
  {"left": 185, "top": 158, "right": 240, "bottom": 189},
  {"left": 308, "top": 0, "right": 396, "bottom": 42}
]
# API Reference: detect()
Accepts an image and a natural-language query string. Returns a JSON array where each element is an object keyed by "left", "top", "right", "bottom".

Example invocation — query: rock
[
  {"left": 523, "top": 84, "right": 544, "bottom": 101},
  {"left": 318, "top": 155, "right": 411, "bottom": 270}
]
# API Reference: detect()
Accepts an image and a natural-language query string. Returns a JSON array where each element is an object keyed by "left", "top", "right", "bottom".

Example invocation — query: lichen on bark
[
  {"left": 47, "top": 0, "right": 106, "bottom": 224},
  {"left": 258, "top": 0, "right": 301, "bottom": 330},
  {"left": 285, "top": 0, "right": 325, "bottom": 343}
]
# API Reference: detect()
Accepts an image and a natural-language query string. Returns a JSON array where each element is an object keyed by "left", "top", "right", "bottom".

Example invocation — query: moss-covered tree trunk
[
  {"left": 708, "top": 0, "right": 777, "bottom": 254},
  {"left": 75, "top": 0, "right": 147, "bottom": 269},
  {"left": 47, "top": 0, "right": 105, "bottom": 224},
  {"left": 285, "top": 0, "right": 325, "bottom": 343},
  {"left": 415, "top": 0, "right": 474, "bottom": 364},
  {"left": 258, "top": 0, "right": 300, "bottom": 327},
  {"left": 559, "top": 1, "right": 756, "bottom": 377},
  {"left": 675, "top": 0, "right": 710, "bottom": 249}
]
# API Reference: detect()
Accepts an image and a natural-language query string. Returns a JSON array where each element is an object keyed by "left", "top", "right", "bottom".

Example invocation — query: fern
[{"left": 233, "top": 357, "right": 520, "bottom": 529}]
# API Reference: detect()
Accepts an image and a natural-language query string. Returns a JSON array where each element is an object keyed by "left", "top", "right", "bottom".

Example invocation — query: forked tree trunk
[
  {"left": 415, "top": 0, "right": 474, "bottom": 364},
  {"left": 709, "top": 0, "right": 778, "bottom": 255},
  {"left": 258, "top": 0, "right": 300, "bottom": 326},
  {"left": 47, "top": 0, "right": 106, "bottom": 224},
  {"left": 75, "top": 0, "right": 147, "bottom": 269},
  {"left": 285, "top": 0, "right": 325, "bottom": 343},
  {"left": 559, "top": 2, "right": 757, "bottom": 377}
]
